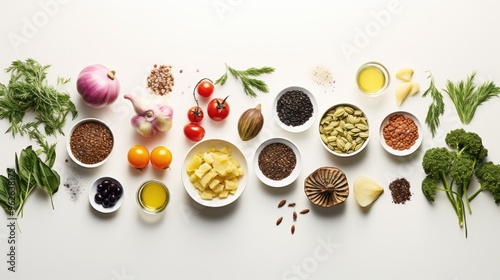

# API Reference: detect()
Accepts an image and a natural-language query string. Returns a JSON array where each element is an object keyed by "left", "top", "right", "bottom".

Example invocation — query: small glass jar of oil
[
  {"left": 356, "top": 62, "right": 390, "bottom": 97},
  {"left": 137, "top": 180, "right": 170, "bottom": 214}
]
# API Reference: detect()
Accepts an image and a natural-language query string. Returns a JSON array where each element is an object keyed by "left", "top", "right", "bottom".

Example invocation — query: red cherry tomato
[
  {"left": 187, "top": 106, "right": 204, "bottom": 123},
  {"left": 184, "top": 123, "right": 205, "bottom": 142},
  {"left": 207, "top": 96, "right": 230, "bottom": 121},
  {"left": 196, "top": 79, "right": 215, "bottom": 98}
]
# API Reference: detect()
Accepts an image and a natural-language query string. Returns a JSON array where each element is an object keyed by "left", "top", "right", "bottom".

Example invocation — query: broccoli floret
[
  {"left": 450, "top": 156, "right": 475, "bottom": 189},
  {"left": 475, "top": 162, "right": 500, "bottom": 204},
  {"left": 422, "top": 175, "right": 440, "bottom": 202},
  {"left": 445, "top": 128, "right": 488, "bottom": 161},
  {"left": 422, "top": 147, "right": 454, "bottom": 177}
]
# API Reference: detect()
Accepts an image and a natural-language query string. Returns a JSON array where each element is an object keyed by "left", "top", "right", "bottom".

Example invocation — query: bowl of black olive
[{"left": 89, "top": 176, "right": 124, "bottom": 213}]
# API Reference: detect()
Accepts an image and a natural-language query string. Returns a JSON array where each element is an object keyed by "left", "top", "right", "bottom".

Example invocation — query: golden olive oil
[
  {"left": 138, "top": 180, "right": 169, "bottom": 213},
  {"left": 357, "top": 63, "right": 388, "bottom": 95}
]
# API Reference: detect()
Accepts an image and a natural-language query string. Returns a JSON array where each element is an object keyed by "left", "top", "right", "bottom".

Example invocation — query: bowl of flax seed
[
  {"left": 254, "top": 138, "right": 302, "bottom": 188},
  {"left": 66, "top": 118, "right": 114, "bottom": 168}
]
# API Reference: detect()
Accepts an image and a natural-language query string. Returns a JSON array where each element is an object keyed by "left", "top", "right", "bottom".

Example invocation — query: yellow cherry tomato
[
  {"left": 150, "top": 146, "right": 172, "bottom": 170},
  {"left": 127, "top": 145, "right": 149, "bottom": 169}
]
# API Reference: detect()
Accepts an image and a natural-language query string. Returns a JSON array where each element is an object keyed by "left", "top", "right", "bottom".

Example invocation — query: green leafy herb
[
  {"left": 444, "top": 72, "right": 500, "bottom": 125},
  {"left": 215, "top": 64, "right": 275, "bottom": 98},
  {"left": 0, "top": 58, "right": 77, "bottom": 159},
  {"left": 422, "top": 72, "right": 444, "bottom": 138},
  {"left": 0, "top": 146, "right": 61, "bottom": 216}
]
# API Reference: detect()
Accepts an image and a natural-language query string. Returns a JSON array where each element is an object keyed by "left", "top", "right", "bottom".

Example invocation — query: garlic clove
[
  {"left": 353, "top": 176, "right": 384, "bottom": 207},
  {"left": 409, "top": 82, "right": 420, "bottom": 96},
  {"left": 131, "top": 116, "right": 156, "bottom": 137},
  {"left": 396, "top": 68, "right": 414, "bottom": 82},
  {"left": 124, "top": 94, "right": 150, "bottom": 115},
  {"left": 396, "top": 82, "right": 412, "bottom": 105}
]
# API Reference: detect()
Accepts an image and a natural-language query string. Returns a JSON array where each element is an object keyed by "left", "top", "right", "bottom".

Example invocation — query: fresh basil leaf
[
  {"left": 0, "top": 174, "right": 11, "bottom": 214},
  {"left": 33, "top": 157, "right": 60, "bottom": 209}
]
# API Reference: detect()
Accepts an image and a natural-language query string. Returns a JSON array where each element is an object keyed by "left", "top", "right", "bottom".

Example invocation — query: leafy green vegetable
[
  {"left": 215, "top": 64, "right": 275, "bottom": 98},
  {"left": 0, "top": 58, "right": 77, "bottom": 161},
  {"left": 421, "top": 128, "right": 495, "bottom": 237},
  {"left": 444, "top": 72, "right": 500, "bottom": 125},
  {"left": 0, "top": 146, "right": 61, "bottom": 216},
  {"left": 422, "top": 72, "right": 445, "bottom": 138}
]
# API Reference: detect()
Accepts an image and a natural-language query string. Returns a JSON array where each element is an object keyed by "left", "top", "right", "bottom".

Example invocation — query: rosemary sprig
[
  {"left": 422, "top": 72, "right": 444, "bottom": 138},
  {"left": 444, "top": 72, "right": 500, "bottom": 125},
  {"left": 0, "top": 58, "right": 77, "bottom": 158},
  {"left": 215, "top": 64, "right": 275, "bottom": 98}
]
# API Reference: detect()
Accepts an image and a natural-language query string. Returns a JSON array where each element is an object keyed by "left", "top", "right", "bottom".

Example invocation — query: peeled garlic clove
[
  {"left": 396, "top": 68, "right": 414, "bottom": 82},
  {"left": 353, "top": 176, "right": 384, "bottom": 207},
  {"left": 396, "top": 82, "right": 412, "bottom": 105},
  {"left": 409, "top": 82, "right": 420, "bottom": 96}
]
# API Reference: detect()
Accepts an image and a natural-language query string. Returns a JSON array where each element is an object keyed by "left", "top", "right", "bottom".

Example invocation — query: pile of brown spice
[
  {"left": 388, "top": 178, "right": 412, "bottom": 204},
  {"left": 383, "top": 114, "right": 419, "bottom": 151},
  {"left": 258, "top": 143, "right": 296, "bottom": 181},
  {"left": 70, "top": 121, "right": 113, "bottom": 165},
  {"left": 147, "top": 64, "right": 175, "bottom": 95}
]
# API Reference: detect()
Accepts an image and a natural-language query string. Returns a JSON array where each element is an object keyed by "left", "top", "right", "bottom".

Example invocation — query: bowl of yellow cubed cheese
[{"left": 182, "top": 139, "right": 248, "bottom": 207}]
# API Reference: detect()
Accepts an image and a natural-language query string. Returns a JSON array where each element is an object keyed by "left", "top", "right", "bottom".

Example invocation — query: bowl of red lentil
[
  {"left": 253, "top": 138, "right": 302, "bottom": 188},
  {"left": 66, "top": 118, "right": 114, "bottom": 168},
  {"left": 273, "top": 86, "right": 318, "bottom": 133},
  {"left": 379, "top": 111, "right": 423, "bottom": 156}
]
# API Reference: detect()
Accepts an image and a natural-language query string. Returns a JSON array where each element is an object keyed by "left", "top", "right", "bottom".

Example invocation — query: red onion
[{"left": 76, "top": 64, "right": 120, "bottom": 108}]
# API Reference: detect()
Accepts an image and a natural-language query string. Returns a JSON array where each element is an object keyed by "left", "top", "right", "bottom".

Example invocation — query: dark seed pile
[
  {"left": 276, "top": 90, "right": 314, "bottom": 127},
  {"left": 258, "top": 143, "right": 296, "bottom": 181},
  {"left": 389, "top": 178, "right": 412, "bottom": 204},
  {"left": 70, "top": 121, "right": 113, "bottom": 165}
]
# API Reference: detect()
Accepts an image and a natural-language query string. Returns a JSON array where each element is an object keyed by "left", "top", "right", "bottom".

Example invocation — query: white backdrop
[{"left": 1, "top": 1, "right": 500, "bottom": 279}]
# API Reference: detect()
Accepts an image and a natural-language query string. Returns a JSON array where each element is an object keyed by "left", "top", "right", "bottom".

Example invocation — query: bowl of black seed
[
  {"left": 273, "top": 86, "right": 318, "bottom": 133},
  {"left": 66, "top": 118, "right": 114, "bottom": 168},
  {"left": 89, "top": 176, "right": 124, "bottom": 214},
  {"left": 254, "top": 138, "right": 302, "bottom": 188}
]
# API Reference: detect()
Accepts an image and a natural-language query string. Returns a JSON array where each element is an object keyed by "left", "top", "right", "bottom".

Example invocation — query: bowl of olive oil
[
  {"left": 356, "top": 62, "right": 390, "bottom": 97},
  {"left": 137, "top": 180, "right": 170, "bottom": 214}
]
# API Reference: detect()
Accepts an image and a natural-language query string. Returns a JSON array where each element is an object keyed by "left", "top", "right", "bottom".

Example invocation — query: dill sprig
[
  {"left": 444, "top": 72, "right": 500, "bottom": 125},
  {"left": 0, "top": 58, "right": 78, "bottom": 159},
  {"left": 215, "top": 64, "right": 275, "bottom": 98},
  {"left": 422, "top": 72, "right": 445, "bottom": 138}
]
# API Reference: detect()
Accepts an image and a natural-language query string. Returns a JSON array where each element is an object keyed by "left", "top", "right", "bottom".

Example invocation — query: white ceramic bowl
[
  {"left": 318, "top": 103, "right": 370, "bottom": 157},
  {"left": 254, "top": 138, "right": 302, "bottom": 188},
  {"left": 66, "top": 118, "right": 114, "bottom": 168},
  {"left": 88, "top": 176, "right": 124, "bottom": 214},
  {"left": 379, "top": 111, "right": 423, "bottom": 156},
  {"left": 181, "top": 139, "right": 248, "bottom": 208},
  {"left": 273, "top": 86, "right": 318, "bottom": 133}
]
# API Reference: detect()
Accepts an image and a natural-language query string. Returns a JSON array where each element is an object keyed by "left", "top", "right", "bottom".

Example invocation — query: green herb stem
[
  {"left": 422, "top": 72, "right": 445, "bottom": 138},
  {"left": 444, "top": 72, "right": 500, "bottom": 125},
  {"left": 215, "top": 64, "right": 275, "bottom": 98}
]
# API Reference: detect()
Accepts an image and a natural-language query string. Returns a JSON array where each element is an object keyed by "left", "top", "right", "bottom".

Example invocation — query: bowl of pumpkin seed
[{"left": 318, "top": 103, "right": 370, "bottom": 157}]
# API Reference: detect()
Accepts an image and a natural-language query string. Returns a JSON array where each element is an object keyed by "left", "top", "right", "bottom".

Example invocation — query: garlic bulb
[{"left": 124, "top": 94, "right": 173, "bottom": 137}]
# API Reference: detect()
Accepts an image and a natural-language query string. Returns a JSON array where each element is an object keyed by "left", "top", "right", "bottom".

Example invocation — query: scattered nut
[
  {"left": 276, "top": 216, "right": 283, "bottom": 226},
  {"left": 299, "top": 209, "right": 310, "bottom": 214},
  {"left": 293, "top": 211, "right": 297, "bottom": 221},
  {"left": 278, "top": 199, "right": 286, "bottom": 208},
  {"left": 291, "top": 224, "right": 295, "bottom": 234},
  {"left": 288, "top": 202, "right": 296, "bottom": 207}
]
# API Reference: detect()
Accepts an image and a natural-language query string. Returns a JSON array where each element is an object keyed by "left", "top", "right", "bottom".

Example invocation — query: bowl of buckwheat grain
[
  {"left": 254, "top": 138, "right": 302, "bottom": 188},
  {"left": 318, "top": 103, "right": 370, "bottom": 157},
  {"left": 379, "top": 111, "right": 423, "bottom": 156},
  {"left": 66, "top": 118, "right": 114, "bottom": 168}
]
